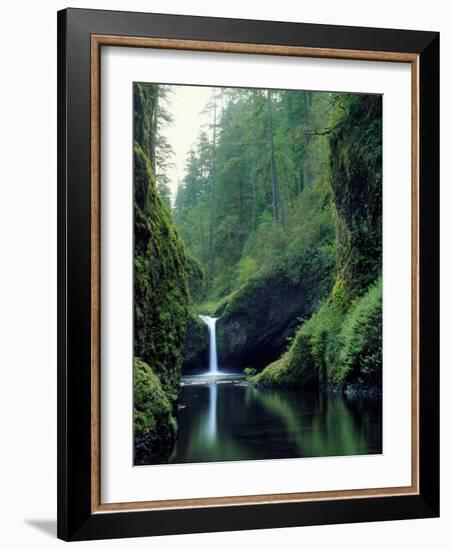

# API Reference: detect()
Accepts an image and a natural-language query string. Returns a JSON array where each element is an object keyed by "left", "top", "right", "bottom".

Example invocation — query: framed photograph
[{"left": 57, "top": 8, "right": 439, "bottom": 541}]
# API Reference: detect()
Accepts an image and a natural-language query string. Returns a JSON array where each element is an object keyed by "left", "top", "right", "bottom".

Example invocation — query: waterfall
[{"left": 199, "top": 315, "right": 219, "bottom": 374}]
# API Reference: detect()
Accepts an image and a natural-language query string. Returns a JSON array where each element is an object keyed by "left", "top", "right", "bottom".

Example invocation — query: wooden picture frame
[{"left": 57, "top": 7, "right": 439, "bottom": 541}]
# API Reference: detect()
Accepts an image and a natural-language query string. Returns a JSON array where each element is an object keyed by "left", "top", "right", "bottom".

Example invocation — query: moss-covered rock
[
  {"left": 181, "top": 313, "right": 209, "bottom": 373},
  {"left": 185, "top": 254, "right": 206, "bottom": 303},
  {"left": 133, "top": 358, "right": 177, "bottom": 465},
  {"left": 216, "top": 246, "right": 335, "bottom": 371},
  {"left": 180, "top": 255, "right": 209, "bottom": 373}
]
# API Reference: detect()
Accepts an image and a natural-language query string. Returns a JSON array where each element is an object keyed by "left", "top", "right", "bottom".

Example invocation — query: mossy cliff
[
  {"left": 133, "top": 83, "right": 190, "bottom": 463},
  {"left": 254, "top": 95, "right": 382, "bottom": 391}
]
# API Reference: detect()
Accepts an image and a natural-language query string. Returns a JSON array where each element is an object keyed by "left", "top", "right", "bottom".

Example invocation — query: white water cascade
[{"left": 199, "top": 315, "right": 219, "bottom": 375}]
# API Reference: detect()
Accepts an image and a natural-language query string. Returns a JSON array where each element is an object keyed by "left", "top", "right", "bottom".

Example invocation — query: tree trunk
[
  {"left": 300, "top": 166, "right": 305, "bottom": 193},
  {"left": 207, "top": 98, "right": 217, "bottom": 285},
  {"left": 251, "top": 121, "right": 258, "bottom": 228},
  {"left": 280, "top": 203, "right": 286, "bottom": 227},
  {"left": 267, "top": 90, "right": 279, "bottom": 223},
  {"left": 150, "top": 89, "right": 158, "bottom": 172}
]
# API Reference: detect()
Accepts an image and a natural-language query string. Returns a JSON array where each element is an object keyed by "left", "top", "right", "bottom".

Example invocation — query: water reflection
[
  {"left": 207, "top": 384, "right": 217, "bottom": 440},
  {"left": 170, "top": 381, "right": 382, "bottom": 464}
]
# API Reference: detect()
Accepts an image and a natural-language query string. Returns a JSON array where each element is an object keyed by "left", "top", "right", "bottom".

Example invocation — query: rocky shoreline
[
  {"left": 320, "top": 382, "right": 382, "bottom": 399},
  {"left": 249, "top": 376, "right": 382, "bottom": 399}
]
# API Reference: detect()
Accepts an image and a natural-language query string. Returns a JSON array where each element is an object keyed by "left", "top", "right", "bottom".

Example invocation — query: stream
[{"left": 170, "top": 376, "right": 382, "bottom": 464}]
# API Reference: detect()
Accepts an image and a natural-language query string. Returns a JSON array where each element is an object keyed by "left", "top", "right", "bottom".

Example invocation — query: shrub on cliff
[
  {"left": 333, "top": 277, "right": 382, "bottom": 386},
  {"left": 252, "top": 298, "right": 343, "bottom": 388}
]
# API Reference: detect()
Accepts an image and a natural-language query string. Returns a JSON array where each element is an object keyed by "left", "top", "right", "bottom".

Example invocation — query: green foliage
[
  {"left": 243, "top": 367, "right": 257, "bottom": 378},
  {"left": 252, "top": 357, "right": 295, "bottom": 386},
  {"left": 236, "top": 256, "right": 258, "bottom": 287},
  {"left": 303, "top": 300, "right": 345, "bottom": 381},
  {"left": 133, "top": 358, "right": 177, "bottom": 464},
  {"left": 334, "top": 277, "right": 382, "bottom": 385}
]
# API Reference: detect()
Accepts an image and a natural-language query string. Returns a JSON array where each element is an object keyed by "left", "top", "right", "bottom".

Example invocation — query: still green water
[{"left": 170, "top": 378, "right": 382, "bottom": 464}]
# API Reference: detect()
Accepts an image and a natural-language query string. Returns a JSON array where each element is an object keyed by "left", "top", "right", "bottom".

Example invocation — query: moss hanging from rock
[
  {"left": 134, "top": 141, "right": 190, "bottom": 400},
  {"left": 329, "top": 94, "right": 382, "bottom": 299},
  {"left": 134, "top": 358, "right": 177, "bottom": 465}
]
